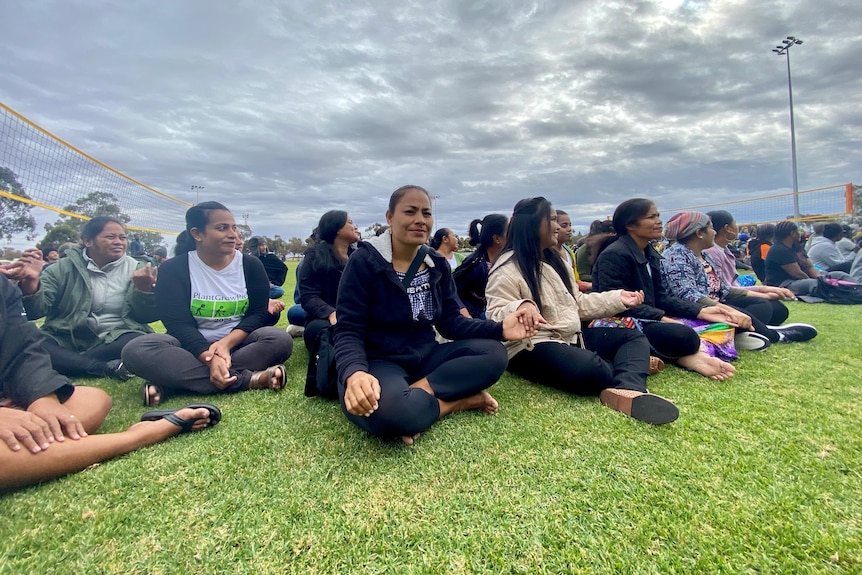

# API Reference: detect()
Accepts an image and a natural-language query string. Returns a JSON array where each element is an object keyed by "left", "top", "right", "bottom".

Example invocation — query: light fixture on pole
[
  {"left": 773, "top": 36, "right": 803, "bottom": 220},
  {"left": 431, "top": 195, "right": 441, "bottom": 222},
  {"left": 190, "top": 184, "right": 205, "bottom": 204}
]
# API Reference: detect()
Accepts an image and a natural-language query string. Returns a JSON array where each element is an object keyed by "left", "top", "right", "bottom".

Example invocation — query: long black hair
[
  {"left": 593, "top": 198, "right": 655, "bottom": 261},
  {"left": 309, "top": 210, "right": 353, "bottom": 270},
  {"left": 468, "top": 214, "right": 507, "bottom": 251},
  {"left": 499, "top": 197, "right": 573, "bottom": 311},
  {"left": 176, "top": 201, "right": 230, "bottom": 256}
]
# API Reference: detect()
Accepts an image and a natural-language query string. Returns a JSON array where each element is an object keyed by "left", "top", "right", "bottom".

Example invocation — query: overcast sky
[{"left": 1, "top": 0, "right": 860, "bottom": 247}]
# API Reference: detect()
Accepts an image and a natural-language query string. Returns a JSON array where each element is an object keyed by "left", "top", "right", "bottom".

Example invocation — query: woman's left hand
[
  {"left": 502, "top": 306, "right": 546, "bottom": 340},
  {"left": 208, "top": 354, "right": 237, "bottom": 388},
  {"left": 268, "top": 299, "right": 286, "bottom": 314},
  {"left": 620, "top": 290, "right": 644, "bottom": 307},
  {"left": 27, "top": 395, "right": 87, "bottom": 442},
  {"left": 205, "top": 340, "right": 233, "bottom": 369},
  {"left": 716, "top": 303, "right": 753, "bottom": 330},
  {"left": 131, "top": 263, "right": 158, "bottom": 292}
]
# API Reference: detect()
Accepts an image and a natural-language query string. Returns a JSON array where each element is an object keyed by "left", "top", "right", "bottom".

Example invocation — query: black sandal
[{"left": 140, "top": 403, "right": 222, "bottom": 433}]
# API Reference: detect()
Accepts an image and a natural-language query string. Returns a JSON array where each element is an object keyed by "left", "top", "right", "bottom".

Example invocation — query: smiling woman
[
  {"left": 121, "top": 202, "right": 294, "bottom": 406},
  {"left": 332, "top": 185, "right": 539, "bottom": 445},
  {"left": 0, "top": 216, "right": 158, "bottom": 381}
]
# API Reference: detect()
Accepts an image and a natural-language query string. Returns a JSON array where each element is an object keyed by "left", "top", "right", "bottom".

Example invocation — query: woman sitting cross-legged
[
  {"left": 0, "top": 217, "right": 158, "bottom": 381},
  {"left": 662, "top": 211, "right": 817, "bottom": 347},
  {"left": 334, "top": 185, "right": 537, "bottom": 445},
  {"left": 122, "top": 202, "right": 294, "bottom": 406},
  {"left": 299, "top": 209, "right": 360, "bottom": 396},
  {"left": 592, "top": 199, "right": 741, "bottom": 381},
  {"left": 485, "top": 197, "right": 679, "bottom": 425}
]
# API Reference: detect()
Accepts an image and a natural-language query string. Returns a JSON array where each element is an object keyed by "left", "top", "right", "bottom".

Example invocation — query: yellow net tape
[{"left": 1, "top": 102, "right": 190, "bottom": 235}]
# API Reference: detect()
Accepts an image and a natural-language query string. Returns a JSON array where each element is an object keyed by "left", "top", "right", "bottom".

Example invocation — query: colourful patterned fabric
[
  {"left": 590, "top": 316, "right": 738, "bottom": 361},
  {"left": 674, "top": 318, "right": 738, "bottom": 361},
  {"left": 587, "top": 317, "right": 642, "bottom": 330}
]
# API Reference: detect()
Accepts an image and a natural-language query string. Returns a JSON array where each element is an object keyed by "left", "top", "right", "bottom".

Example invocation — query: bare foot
[
  {"left": 438, "top": 390, "right": 499, "bottom": 418},
  {"left": 477, "top": 391, "right": 499, "bottom": 414},
  {"left": 144, "top": 384, "right": 161, "bottom": 407},
  {"left": 677, "top": 353, "right": 736, "bottom": 381},
  {"left": 400, "top": 433, "right": 421, "bottom": 446}
]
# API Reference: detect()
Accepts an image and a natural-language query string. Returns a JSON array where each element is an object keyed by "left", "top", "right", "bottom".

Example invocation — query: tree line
[{"left": 1, "top": 166, "right": 164, "bottom": 255}]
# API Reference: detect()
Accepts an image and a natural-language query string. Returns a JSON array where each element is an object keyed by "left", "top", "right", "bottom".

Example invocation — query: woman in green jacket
[{"left": 1, "top": 217, "right": 157, "bottom": 380}]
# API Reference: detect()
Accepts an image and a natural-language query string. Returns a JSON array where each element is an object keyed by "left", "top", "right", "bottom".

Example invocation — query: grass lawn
[{"left": 1, "top": 263, "right": 860, "bottom": 574}]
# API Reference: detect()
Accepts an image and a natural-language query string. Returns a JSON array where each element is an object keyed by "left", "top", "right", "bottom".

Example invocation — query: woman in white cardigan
[{"left": 485, "top": 197, "right": 679, "bottom": 425}]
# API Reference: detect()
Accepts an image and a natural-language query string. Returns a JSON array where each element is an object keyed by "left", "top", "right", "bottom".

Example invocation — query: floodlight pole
[
  {"left": 773, "top": 36, "right": 803, "bottom": 220},
  {"left": 190, "top": 184, "right": 205, "bottom": 205}
]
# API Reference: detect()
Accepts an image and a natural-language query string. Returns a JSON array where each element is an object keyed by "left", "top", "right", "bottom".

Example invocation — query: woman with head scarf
[{"left": 661, "top": 212, "right": 816, "bottom": 349}]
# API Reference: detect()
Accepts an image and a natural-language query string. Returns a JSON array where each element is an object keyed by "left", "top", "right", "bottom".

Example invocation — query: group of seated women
[{"left": 0, "top": 189, "right": 825, "bottom": 490}]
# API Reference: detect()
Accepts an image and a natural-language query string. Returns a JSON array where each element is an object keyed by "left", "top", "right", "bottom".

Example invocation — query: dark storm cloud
[{"left": 1, "top": 0, "right": 861, "bottom": 245}]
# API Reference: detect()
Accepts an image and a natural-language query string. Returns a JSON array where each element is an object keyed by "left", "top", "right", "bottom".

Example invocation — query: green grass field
[{"left": 1, "top": 263, "right": 860, "bottom": 574}]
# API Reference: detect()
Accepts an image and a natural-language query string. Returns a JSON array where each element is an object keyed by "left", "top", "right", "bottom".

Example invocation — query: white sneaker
[
  {"left": 286, "top": 324, "right": 305, "bottom": 338},
  {"left": 734, "top": 332, "right": 771, "bottom": 351}
]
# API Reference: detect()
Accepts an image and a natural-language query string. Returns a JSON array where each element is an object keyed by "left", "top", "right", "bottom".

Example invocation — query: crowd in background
[{"left": 3, "top": 187, "right": 861, "bottom": 491}]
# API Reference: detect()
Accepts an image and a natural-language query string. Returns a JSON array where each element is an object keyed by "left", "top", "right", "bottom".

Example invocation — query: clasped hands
[{"left": 200, "top": 341, "right": 237, "bottom": 388}]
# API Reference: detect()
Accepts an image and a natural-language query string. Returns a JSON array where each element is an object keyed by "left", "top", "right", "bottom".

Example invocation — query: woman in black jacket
[
  {"left": 298, "top": 210, "right": 359, "bottom": 395},
  {"left": 592, "top": 198, "right": 739, "bottom": 381},
  {"left": 453, "top": 213, "right": 508, "bottom": 318},
  {"left": 122, "top": 202, "right": 294, "bottom": 406},
  {"left": 334, "top": 186, "right": 536, "bottom": 445}
]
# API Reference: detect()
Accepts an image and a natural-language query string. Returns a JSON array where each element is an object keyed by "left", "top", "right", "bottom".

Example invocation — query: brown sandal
[
  {"left": 649, "top": 356, "right": 665, "bottom": 375},
  {"left": 248, "top": 364, "right": 287, "bottom": 391}
]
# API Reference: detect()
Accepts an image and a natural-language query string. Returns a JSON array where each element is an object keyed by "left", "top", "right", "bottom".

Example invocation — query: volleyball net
[
  {"left": 660, "top": 184, "right": 856, "bottom": 228},
  {"left": 0, "top": 102, "right": 189, "bottom": 236}
]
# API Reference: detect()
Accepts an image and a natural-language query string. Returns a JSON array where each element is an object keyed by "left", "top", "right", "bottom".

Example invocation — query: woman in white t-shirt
[
  {"left": 122, "top": 202, "right": 294, "bottom": 406},
  {"left": 429, "top": 228, "right": 464, "bottom": 269}
]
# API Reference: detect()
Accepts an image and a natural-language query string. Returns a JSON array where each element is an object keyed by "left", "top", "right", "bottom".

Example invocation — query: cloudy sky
[{"left": 1, "top": 0, "right": 860, "bottom": 247}]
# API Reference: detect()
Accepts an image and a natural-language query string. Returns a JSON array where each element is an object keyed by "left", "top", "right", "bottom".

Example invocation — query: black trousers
[
  {"left": 41, "top": 332, "right": 142, "bottom": 377},
  {"left": 507, "top": 327, "right": 650, "bottom": 395},
  {"left": 338, "top": 339, "right": 508, "bottom": 438},
  {"left": 640, "top": 321, "right": 702, "bottom": 359},
  {"left": 723, "top": 294, "right": 790, "bottom": 343}
]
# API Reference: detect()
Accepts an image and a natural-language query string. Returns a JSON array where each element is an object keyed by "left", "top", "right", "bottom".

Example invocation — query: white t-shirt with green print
[{"left": 188, "top": 251, "right": 249, "bottom": 343}]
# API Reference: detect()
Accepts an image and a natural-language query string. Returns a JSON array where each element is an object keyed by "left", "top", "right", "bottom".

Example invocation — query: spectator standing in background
[{"left": 247, "top": 236, "right": 288, "bottom": 299}]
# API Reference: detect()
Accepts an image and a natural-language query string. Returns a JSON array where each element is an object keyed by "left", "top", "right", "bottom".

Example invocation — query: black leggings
[
  {"left": 41, "top": 332, "right": 142, "bottom": 377},
  {"left": 507, "top": 327, "right": 650, "bottom": 395},
  {"left": 338, "top": 339, "right": 507, "bottom": 438},
  {"left": 723, "top": 294, "right": 789, "bottom": 343},
  {"left": 640, "top": 322, "right": 701, "bottom": 359}
]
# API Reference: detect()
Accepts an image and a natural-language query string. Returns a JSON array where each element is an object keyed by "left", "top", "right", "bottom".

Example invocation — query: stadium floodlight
[
  {"left": 773, "top": 36, "right": 803, "bottom": 220},
  {"left": 190, "top": 184, "right": 205, "bottom": 204}
]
